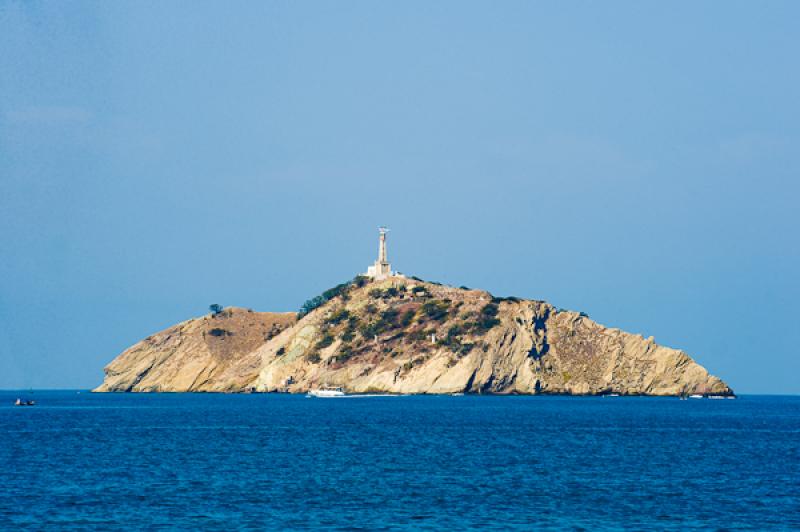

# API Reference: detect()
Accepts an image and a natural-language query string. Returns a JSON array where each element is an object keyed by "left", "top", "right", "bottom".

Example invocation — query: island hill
[{"left": 95, "top": 229, "right": 733, "bottom": 396}]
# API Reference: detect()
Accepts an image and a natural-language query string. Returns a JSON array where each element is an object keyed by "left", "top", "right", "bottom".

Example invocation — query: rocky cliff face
[{"left": 95, "top": 278, "right": 733, "bottom": 396}]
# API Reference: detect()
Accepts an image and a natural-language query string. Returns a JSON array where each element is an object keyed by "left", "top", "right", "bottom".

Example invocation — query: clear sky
[{"left": 1, "top": 1, "right": 798, "bottom": 393}]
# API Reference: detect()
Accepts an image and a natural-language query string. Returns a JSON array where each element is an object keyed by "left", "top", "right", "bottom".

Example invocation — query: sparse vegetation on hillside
[
  {"left": 336, "top": 345, "right": 354, "bottom": 362},
  {"left": 384, "top": 287, "right": 398, "bottom": 298},
  {"left": 209, "top": 304, "right": 224, "bottom": 316},
  {"left": 407, "top": 328, "right": 430, "bottom": 342},
  {"left": 491, "top": 296, "right": 521, "bottom": 303},
  {"left": 298, "top": 277, "right": 367, "bottom": 319},
  {"left": 326, "top": 308, "right": 351, "bottom": 326},
  {"left": 297, "top": 278, "right": 501, "bottom": 370},
  {"left": 315, "top": 333, "right": 335, "bottom": 350},
  {"left": 399, "top": 309, "right": 415, "bottom": 327},
  {"left": 381, "top": 308, "right": 399, "bottom": 323},
  {"left": 359, "top": 317, "right": 392, "bottom": 339},
  {"left": 466, "top": 303, "right": 500, "bottom": 334},
  {"left": 411, "top": 286, "right": 429, "bottom": 297},
  {"left": 420, "top": 300, "right": 449, "bottom": 321},
  {"left": 264, "top": 323, "right": 286, "bottom": 341},
  {"left": 340, "top": 315, "right": 358, "bottom": 342}
]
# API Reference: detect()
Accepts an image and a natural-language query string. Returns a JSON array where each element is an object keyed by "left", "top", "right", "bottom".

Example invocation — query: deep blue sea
[{"left": 1, "top": 392, "right": 798, "bottom": 530}]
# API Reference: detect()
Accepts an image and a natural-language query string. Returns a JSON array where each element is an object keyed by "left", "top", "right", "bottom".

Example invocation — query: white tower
[{"left": 366, "top": 227, "right": 392, "bottom": 280}]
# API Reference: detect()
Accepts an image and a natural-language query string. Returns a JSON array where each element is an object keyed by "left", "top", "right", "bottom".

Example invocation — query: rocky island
[{"left": 95, "top": 229, "right": 732, "bottom": 396}]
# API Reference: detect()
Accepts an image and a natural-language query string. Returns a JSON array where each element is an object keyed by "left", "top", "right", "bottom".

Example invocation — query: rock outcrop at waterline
[{"left": 94, "top": 279, "right": 733, "bottom": 396}]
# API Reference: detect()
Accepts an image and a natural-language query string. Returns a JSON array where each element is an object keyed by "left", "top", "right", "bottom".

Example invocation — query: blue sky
[{"left": 1, "top": 1, "right": 798, "bottom": 393}]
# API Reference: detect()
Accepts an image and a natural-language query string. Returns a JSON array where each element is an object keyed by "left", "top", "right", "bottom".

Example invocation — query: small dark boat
[{"left": 14, "top": 398, "right": 35, "bottom": 406}]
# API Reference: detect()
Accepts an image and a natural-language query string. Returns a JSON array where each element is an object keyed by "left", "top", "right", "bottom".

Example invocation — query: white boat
[
  {"left": 709, "top": 395, "right": 727, "bottom": 400},
  {"left": 689, "top": 394, "right": 704, "bottom": 399},
  {"left": 307, "top": 386, "right": 345, "bottom": 398}
]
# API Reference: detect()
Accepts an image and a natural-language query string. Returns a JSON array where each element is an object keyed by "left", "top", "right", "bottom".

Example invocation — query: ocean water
[{"left": 1, "top": 392, "right": 798, "bottom": 530}]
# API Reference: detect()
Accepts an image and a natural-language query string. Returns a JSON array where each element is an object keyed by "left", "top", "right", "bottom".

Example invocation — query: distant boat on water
[
  {"left": 14, "top": 398, "right": 35, "bottom": 406},
  {"left": 307, "top": 386, "right": 345, "bottom": 398}
]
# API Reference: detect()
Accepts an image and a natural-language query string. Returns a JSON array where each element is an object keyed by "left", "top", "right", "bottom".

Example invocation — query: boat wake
[{"left": 306, "top": 393, "right": 402, "bottom": 399}]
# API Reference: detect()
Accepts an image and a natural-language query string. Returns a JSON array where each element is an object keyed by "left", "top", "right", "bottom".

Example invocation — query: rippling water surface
[{"left": 2, "top": 392, "right": 798, "bottom": 530}]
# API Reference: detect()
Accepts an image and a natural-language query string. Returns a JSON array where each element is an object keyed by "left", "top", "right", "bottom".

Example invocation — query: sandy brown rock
[
  {"left": 93, "top": 307, "right": 295, "bottom": 392},
  {"left": 95, "top": 280, "right": 733, "bottom": 396}
]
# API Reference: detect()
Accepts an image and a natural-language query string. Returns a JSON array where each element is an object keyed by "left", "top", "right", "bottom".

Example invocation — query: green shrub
[
  {"left": 315, "top": 334, "right": 335, "bottom": 350},
  {"left": 420, "top": 300, "right": 449, "bottom": 321},
  {"left": 408, "top": 328, "right": 428, "bottom": 342},
  {"left": 298, "top": 296, "right": 325, "bottom": 318},
  {"left": 307, "top": 351, "right": 321, "bottom": 363},
  {"left": 381, "top": 308, "right": 399, "bottom": 324},
  {"left": 369, "top": 288, "right": 383, "bottom": 299},
  {"left": 482, "top": 303, "right": 499, "bottom": 318},
  {"left": 359, "top": 318, "right": 391, "bottom": 338},
  {"left": 276, "top": 347, "right": 286, "bottom": 356},
  {"left": 326, "top": 308, "right": 351, "bottom": 325},
  {"left": 337, "top": 345, "right": 354, "bottom": 362},
  {"left": 491, "top": 296, "right": 520, "bottom": 303},
  {"left": 447, "top": 324, "right": 464, "bottom": 338},
  {"left": 322, "top": 282, "right": 350, "bottom": 301},
  {"left": 399, "top": 310, "right": 415, "bottom": 327},
  {"left": 462, "top": 303, "right": 501, "bottom": 335},
  {"left": 341, "top": 316, "right": 359, "bottom": 341},
  {"left": 297, "top": 280, "right": 356, "bottom": 318},
  {"left": 208, "top": 328, "right": 229, "bottom": 337},
  {"left": 458, "top": 342, "right": 475, "bottom": 356},
  {"left": 384, "top": 287, "right": 398, "bottom": 298}
]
